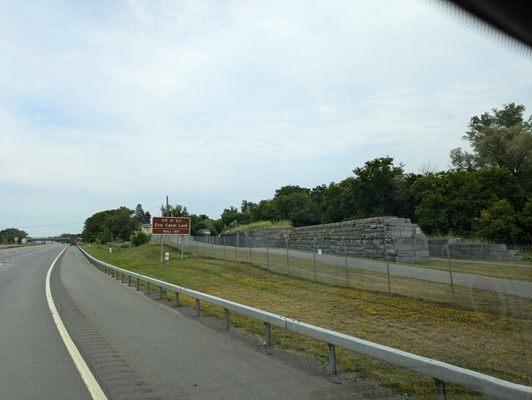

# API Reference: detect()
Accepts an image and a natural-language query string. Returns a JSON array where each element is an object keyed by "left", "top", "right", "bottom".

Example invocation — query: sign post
[{"left": 152, "top": 216, "right": 191, "bottom": 263}]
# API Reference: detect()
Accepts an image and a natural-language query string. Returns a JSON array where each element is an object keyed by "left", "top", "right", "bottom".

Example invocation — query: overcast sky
[{"left": 1, "top": 0, "right": 531, "bottom": 236}]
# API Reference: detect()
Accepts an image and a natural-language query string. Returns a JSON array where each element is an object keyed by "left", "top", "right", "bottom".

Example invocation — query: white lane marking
[{"left": 46, "top": 247, "right": 108, "bottom": 400}]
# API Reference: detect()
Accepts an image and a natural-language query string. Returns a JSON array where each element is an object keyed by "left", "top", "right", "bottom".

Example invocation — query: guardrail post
[
  {"left": 434, "top": 378, "right": 447, "bottom": 400},
  {"left": 175, "top": 291, "right": 180, "bottom": 307},
  {"left": 328, "top": 343, "right": 337, "bottom": 375},
  {"left": 136, "top": 278, "right": 140, "bottom": 290},
  {"left": 121, "top": 272, "right": 124, "bottom": 283},
  {"left": 195, "top": 299, "right": 200, "bottom": 317},
  {"left": 128, "top": 275, "right": 131, "bottom": 287},
  {"left": 147, "top": 282, "right": 151, "bottom": 296},
  {"left": 264, "top": 322, "right": 271, "bottom": 352},
  {"left": 224, "top": 308, "right": 229, "bottom": 330},
  {"left": 159, "top": 286, "right": 164, "bottom": 300}
]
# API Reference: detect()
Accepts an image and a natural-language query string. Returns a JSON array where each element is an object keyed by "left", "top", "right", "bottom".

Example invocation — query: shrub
[{"left": 131, "top": 232, "right": 150, "bottom": 247}]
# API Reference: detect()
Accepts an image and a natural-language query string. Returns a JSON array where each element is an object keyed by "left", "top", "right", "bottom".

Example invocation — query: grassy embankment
[
  {"left": 405, "top": 258, "right": 532, "bottom": 281},
  {"left": 182, "top": 240, "right": 531, "bottom": 317},
  {"left": 222, "top": 220, "right": 292, "bottom": 234},
  {"left": 83, "top": 243, "right": 531, "bottom": 399}
]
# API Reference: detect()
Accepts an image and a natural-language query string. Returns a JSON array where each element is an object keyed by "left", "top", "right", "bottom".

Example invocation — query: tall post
[
  {"left": 344, "top": 240, "right": 349, "bottom": 287},
  {"left": 160, "top": 234, "right": 164, "bottom": 263},
  {"left": 446, "top": 243, "right": 456, "bottom": 306},
  {"left": 286, "top": 237, "right": 289, "bottom": 274},
  {"left": 385, "top": 246, "right": 391, "bottom": 295},
  {"left": 313, "top": 238, "right": 317, "bottom": 281},
  {"left": 266, "top": 245, "right": 270, "bottom": 270}
]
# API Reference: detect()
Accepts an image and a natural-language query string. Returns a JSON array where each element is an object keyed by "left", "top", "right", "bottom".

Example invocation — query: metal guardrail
[{"left": 77, "top": 246, "right": 532, "bottom": 400}]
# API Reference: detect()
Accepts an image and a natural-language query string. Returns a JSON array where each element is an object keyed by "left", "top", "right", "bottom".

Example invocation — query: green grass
[
  {"left": 83, "top": 243, "right": 531, "bottom": 399},
  {"left": 183, "top": 241, "right": 531, "bottom": 317},
  {"left": 222, "top": 220, "right": 292, "bottom": 234},
  {"left": 404, "top": 258, "right": 532, "bottom": 281}
]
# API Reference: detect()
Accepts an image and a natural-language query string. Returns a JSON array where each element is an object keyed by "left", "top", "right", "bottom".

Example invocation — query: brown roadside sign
[{"left": 152, "top": 217, "right": 191, "bottom": 235}]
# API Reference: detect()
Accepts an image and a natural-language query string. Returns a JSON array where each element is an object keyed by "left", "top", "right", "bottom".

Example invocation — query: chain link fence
[{"left": 154, "top": 235, "right": 531, "bottom": 318}]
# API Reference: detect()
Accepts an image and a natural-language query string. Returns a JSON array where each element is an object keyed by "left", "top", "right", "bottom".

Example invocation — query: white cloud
[{"left": 0, "top": 0, "right": 531, "bottom": 235}]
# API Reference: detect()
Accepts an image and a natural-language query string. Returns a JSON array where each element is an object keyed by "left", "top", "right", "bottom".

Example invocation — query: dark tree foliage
[
  {"left": 134, "top": 204, "right": 151, "bottom": 224},
  {"left": 83, "top": 104, "right": 531, "bottom": 243},
  {"left": 82, "top": 207, "right": 139, "bottom": 243},
  {"left": 160, "top": 204, "right": 188, "bottom": 217},
  {"left": 0, "top": 228, "right": 28, "bottom": 244},
  {"left": 451, "top": 103, "right": 531, "bottom": 184}
]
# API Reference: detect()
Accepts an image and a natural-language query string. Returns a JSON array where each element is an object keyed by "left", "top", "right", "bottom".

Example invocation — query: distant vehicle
[{"left": 70, "top": 235, "right": 77, "bottom": 246}]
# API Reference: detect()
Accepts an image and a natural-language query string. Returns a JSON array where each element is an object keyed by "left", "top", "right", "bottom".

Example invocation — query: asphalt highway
[
  {"left": 0, "top": 244, "right": 90, "bottom": 399},
  {"left": 0, "top": 245, "right": 387, "bottom": 399}
]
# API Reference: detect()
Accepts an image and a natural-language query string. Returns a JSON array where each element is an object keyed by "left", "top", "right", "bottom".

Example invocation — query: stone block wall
[
  {"left": 428, "top": 240, "right": 521, "bottom": 260},
  {"left": 222, "top": 216, "right": 429, "bottom": 263}
]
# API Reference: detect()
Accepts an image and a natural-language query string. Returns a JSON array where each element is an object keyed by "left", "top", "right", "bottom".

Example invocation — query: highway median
[{"left": 81, "top": 243, "right": 532, "bottom": 399}]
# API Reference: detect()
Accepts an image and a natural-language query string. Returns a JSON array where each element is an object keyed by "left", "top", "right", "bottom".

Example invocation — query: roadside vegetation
[
  {"left": 82, "top": 243, "right": 531, "bottom": 399},
  {"left": 403, "top": 257, "right": 532, "bottom": 281},
  {"left": 82, "top": 103, "right": 532, "bottom": 248},
  {"left": 222, "top": 220, "right": 292, "bottom": 233}
]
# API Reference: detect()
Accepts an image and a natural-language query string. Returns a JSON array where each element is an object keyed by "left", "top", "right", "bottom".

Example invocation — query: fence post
[
  {"left": 211, "top": 237, "right": 215, "bottom": 258},
  {"left": 385, "top": 246, "right": 391, "bottom": 295},
  {"left": 223, "top": 236, "right": 226, "bottom": 259},
  {"left": 328, "top": 343, "right": 337, "bottom": 375},
  {"left": 344, "top": 240, "right": 349, "bottom": 287},
  {"left": 286, "top": 237, "right": 290, "bottom": 274},
  {"left": 249, "top": 237, "right": 252, "bottom": 264},
  {"left": 313, "top": 238, "right": 317, "bottom": 281},
  {"left": 446, "top": 244, "right": 456, "bottom": 306}
]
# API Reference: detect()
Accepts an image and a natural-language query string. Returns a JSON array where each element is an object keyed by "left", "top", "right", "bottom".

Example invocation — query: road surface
[
  {"left": 0, "top": 244, "right": 389, "bottom": 399},
  {"left": 0, "top": 244, "right": 90, "bottom": 399}
]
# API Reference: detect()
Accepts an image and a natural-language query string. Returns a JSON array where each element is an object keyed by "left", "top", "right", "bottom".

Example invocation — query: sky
[{"left": 1, "top": 0, "right": 531, "bottom": 237}]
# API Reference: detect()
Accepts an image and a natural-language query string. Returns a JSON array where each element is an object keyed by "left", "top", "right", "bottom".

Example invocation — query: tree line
[
  {"left": 0, "top": 228, "right": 28, "bottom": 244},
  {"left": 200, "top": 103, "right": 531, "bottom": 243},
  {"left": 81, "top": 103, "right": 531, "bottom": 244}
]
